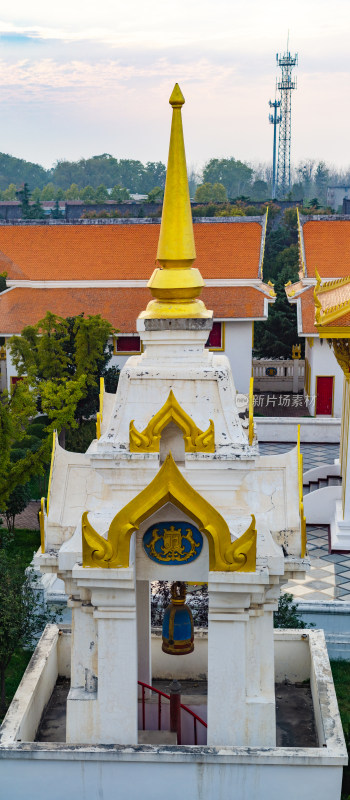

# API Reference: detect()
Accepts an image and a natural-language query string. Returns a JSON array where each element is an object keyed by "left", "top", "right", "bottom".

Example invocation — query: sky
[{"left": 0, "top": 0, "right": 349, "bottom": 173}]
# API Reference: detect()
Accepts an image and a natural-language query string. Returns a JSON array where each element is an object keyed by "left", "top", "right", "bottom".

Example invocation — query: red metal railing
[{"left": 138, "top": 680, "right": 207, "bottom": 745}]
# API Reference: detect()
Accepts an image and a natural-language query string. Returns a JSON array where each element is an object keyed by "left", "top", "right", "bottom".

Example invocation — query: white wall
[
  {"left": 224, "top": 320, "right": 252, "bottom": 395},
  {"left": 4, "top": 323, "right": 253, "bottom": 397},
  {"left": 305, "top": 338, "right": 344, "bottom": 417}
]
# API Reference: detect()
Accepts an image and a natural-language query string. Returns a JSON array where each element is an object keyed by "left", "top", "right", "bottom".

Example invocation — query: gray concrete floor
[{"left": 36, "top": 678, "right": 317, "bottom": 748}]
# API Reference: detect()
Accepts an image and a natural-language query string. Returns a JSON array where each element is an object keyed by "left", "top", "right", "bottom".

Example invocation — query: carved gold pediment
[
  {"left": 82, "top": 452, "right": 256, "bottom": 572},
  {"left": 129, "top": 390, "right": 215, "bottom": 453}
]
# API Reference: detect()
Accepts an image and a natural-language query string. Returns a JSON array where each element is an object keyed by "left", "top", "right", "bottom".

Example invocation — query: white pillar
[
  {"left": 245, "top": 607, "right": 276, "bottom": 746},
  {"left": 207, "top": 573, "right": 276, "bottom": 747},
  {"left": 67, "top": 566, "right": 138, "bottom": 745},
  {"left": 69, "top": 600, "right": 97, "bottom": 689},
  {"left": 292, "top": 359, "right": 299, "bottom": 394},
  {"left": 136, "top": 580, "right": 151, "bottom": 687}
]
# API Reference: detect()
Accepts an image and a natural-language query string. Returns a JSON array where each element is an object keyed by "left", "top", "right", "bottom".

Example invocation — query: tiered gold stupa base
[{"left": 139, "top": 297, "right": 212, "bottom": 319}]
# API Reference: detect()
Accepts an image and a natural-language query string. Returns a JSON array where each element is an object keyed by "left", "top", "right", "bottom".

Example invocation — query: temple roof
[
  {"left": 299, "top": 215, "right": 350, "bottom": 278},
  {"left": 285, "top": 214, "right": 350, "bottom": 335},
  {"left": 0, "top": 219, "right": 265, "bottom": 283},
  {"left": 0, "top": 284, "right": 272, "bottom": 334}
]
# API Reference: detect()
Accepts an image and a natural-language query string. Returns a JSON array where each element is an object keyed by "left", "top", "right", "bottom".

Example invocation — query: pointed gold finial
[
  {"left": 139, "top": 83, "right": 211, "bottom": 320},
  {"left": 169, "top": 83, "right": 185, "bottom": 107}
]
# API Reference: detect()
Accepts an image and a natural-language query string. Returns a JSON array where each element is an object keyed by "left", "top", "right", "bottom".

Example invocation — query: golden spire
[{"left": 139, "top": 83, "right": 211, "bottom": 320}]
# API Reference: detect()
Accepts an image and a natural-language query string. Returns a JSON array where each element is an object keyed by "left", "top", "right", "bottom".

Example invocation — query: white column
[
  {"left": 292, "top": 359, "right": 299, "bottom": 394},
  {"left": 207, "top": 577, "right": 249, "bottom": 746},
  {"left": 136, "top": 580, "right": 151, "bottom": 687},
  {"left": 67, "top": 566, "right": 138, "bottom": 745},
  {"left": 69, "top": 600, "right": 97, "bottom": 688},
  {"left": 331, "top": 375, "right": 350, "bottom": 548},
  {"left": 245, "top": 607, "right": 276, "bottom": 746},
  {"left": 207, "top": 573, "right": 276, "bottom": 748}
]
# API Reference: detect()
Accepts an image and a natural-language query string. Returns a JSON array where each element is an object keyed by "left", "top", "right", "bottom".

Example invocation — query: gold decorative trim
[
  {"left": 129, "top": 390, "right": 215, "bottom": 453},
  {"left": 331, "top": 340, "right": 350, "bottom": 374},
  {"left": 297, "top": 425, "right": 307, "bottom": 558},
  {"left": 82, "top": 452, "right": 257, "bottom": 571},
  {"left": 248, "top": 376, "right": 254, "bottom": 446},
  {"left": 96, "top": 377, "right": 104, "bottom": 440},
  {"left": 46, "top": 431, "right": 56, "bottom": 515},
  {"left": 39, "top": 497, "right": 45, "bottom": 553}
]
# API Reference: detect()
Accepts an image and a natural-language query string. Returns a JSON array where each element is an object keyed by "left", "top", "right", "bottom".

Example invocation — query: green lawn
[
  {"left": 2, "top": 527, "right": 41, "bottom": 569},
  {"left": 331, "top": 660, "right": 350, "bottom": 799}
]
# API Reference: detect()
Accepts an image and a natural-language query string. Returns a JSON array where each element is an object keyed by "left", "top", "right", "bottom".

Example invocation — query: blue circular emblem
[{"left": 143, "top": 522, "right": 203, "bottom": 565}]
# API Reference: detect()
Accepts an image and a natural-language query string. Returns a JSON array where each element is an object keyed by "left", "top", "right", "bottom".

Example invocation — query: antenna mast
[
  {"left": 269, "top": 99, "right": 281, "bottom": 199},
  {"left": 276, "top": 42, "right": 298, "bottom": 198}
]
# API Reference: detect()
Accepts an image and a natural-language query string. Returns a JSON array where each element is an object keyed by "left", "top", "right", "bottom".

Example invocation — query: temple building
[
  {"left": 285, "top": 213, "right": 350, "bottom": 417},
  {"left": 313, "top": 273, "right": 350, "bottom": 550},
  {"left": 0, "top": 211, "right": 273, "bottom": 398},
  {"left": 0, "top": 85, "right": 346, "bottom": 799}
]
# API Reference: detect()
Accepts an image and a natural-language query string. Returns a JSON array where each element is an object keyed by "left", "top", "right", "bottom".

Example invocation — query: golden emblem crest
[{"left": 143, "top": 523, "right": 203, "bottom": 564}]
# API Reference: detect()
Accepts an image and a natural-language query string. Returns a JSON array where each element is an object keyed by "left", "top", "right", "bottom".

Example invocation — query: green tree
[
  {"left": 0, "top": 380, "right": 41, "bottom": 512},
  {"left": 251, "top": 179, "right": 269, "bottom": 200},
  {"left": 147, "top": 186, "right": 164, "bottom": 203},
  {"left": 31, "top": 187, "right": 41, "bottom": 202},
  {"left": 50, "top": 200, "right": 63, "bottom": 219},
  {"left": 0, "top": 153, "right": 48, "bottom": 192},
  {"left": 296, "top": 160, "right": 315, "bottom": 201},
  {"left": 1, "top": 483, "right": 31, "bottom": 533},
  {"left": 17, "top": 183, "right": 45, "bottom": 220},
  {"left": 195, "top": 183, "right": 215, "bottom": 202},
  {"left": 203, "top": 158, "right": 253, "bottom": 198},
  {"left": 314, "top": 162, "right": 329, "bottom": 204},
  {"left": 2, "top": 183, "right": 17, "bottom": 200},
  {"left": 110, "top": 185, "right": 130, "bottom": 202},
  {"left": 274, "top": 593, "right": 306, "bottom": 628},
  {"left": 40, "top": 183, "right": 56, "bottom": 201},
  {"left": 212, "top": 182, "right": 227, "bottom": 202},
  {"left": 253, "top": 260, "right": 301, "bottom": 358},
  {"left": 64, "top": 183, "right": 80, "bottom": 200},
  {"left": 142, "top": 162, "right": 166, "bottom": 193},
  {"left": 94, "top": 184, "right": 109, "bottom": 203},
  {"left": 80, "top": 185, "right": 96, "bottom": 204},
  {"left": 0, "top": 549, "right": 57, "bottom": 714},
  {"left": 9, "top": 312, "right": 115, "bottom": 446}
]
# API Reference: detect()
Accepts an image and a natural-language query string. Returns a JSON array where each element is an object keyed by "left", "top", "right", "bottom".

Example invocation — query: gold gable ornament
[
  {"left": 129, "top": 390, "right": 215, "bottom": 453},
  {"left": 82, "top": 452, "right": 257, "bottom": 572}
]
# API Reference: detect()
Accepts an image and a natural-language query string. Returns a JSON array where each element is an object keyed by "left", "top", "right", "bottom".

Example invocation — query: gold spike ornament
[{"left": 139, "top": 84, "right": 212, "bottom": 320}]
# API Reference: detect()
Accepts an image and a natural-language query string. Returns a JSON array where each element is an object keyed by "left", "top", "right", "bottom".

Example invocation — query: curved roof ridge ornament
[
  {"left": 82, "top": 452, "right": 256, "bottom": 572},
  {"left": 129, "top": 389, "right": 215, "bottom": 453}
]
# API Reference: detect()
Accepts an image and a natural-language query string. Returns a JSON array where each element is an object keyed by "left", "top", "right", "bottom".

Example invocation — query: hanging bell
[{"left": 162, "top": 582, "right": 194, "bottom": 655}]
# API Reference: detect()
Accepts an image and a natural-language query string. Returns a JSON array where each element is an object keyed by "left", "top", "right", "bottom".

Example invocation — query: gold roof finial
[{"left": 139, "top": 83, "right": 211, "bottom": 320}]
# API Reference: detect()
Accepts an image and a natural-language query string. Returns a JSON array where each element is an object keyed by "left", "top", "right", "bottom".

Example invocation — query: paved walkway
[
  {"left": 0, "top": 501, "right": 40, "bottom": 531},
  {"left": 259, "top": 442, "right": 339, "bottom": 472},
  {"left": 285, "top": 524, "right": 350, "bottom": 603}
]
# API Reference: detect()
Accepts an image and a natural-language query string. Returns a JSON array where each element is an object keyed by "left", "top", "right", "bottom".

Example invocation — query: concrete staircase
[
  {"left": 303, "top": 463, "right": 342, "bottom": 524},
  {"left": 303, "top": 475, "right": 342, "bottom": 495}
]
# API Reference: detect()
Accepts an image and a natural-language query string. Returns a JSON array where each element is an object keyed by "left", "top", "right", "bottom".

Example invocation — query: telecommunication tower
[
  {"left": 276, "top": 45, "right": 298, "bottom": 197},
  {"left": 269, "top": 99, "right": 281, "bottom": 199}
]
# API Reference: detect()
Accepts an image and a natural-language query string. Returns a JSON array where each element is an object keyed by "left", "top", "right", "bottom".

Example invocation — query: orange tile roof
[
  {"left": 302, "top": 219, "right": 350, "bottom": 278},
  {"left": 297, "top": 288, "right": 317, "bottom": 334},
  {"left": 0, "top": 286, "right": 269, "bottom": 334},
  {"left": 0, "top": 221, "right": 263, "bottom": 281}
]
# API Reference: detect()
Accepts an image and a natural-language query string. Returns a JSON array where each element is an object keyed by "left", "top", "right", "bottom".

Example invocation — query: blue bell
[{"left": 162, "top": 582, "right": 194, "bottom": 655}]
